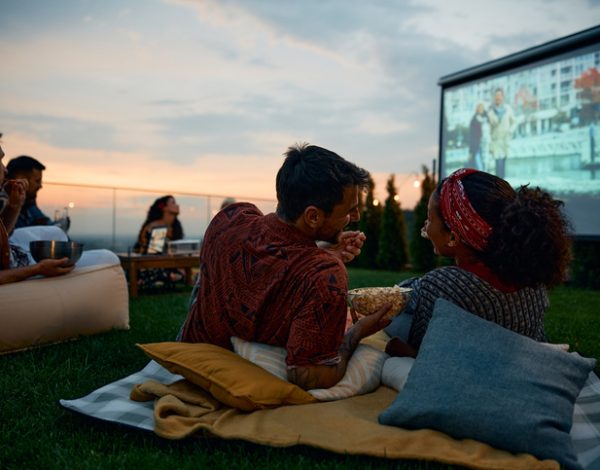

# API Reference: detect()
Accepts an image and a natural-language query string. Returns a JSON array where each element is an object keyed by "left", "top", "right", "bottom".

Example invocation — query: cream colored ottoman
[{"left": 0, "top": 262, "right": 129, "bottom": 354}]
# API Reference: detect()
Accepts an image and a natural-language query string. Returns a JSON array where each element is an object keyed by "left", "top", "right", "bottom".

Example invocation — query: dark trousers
[{"left": 495, "top": 157, "right": 506, "bottom": 179}]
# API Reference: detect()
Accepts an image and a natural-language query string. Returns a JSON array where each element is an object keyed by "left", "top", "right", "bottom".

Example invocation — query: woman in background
[
  {"left": 134, "top": 195, "right": 185, "bottom": 289},
  {"left": 385, "top": 168, "right": 571, "bottom": 357},
  {"left": 134, "top": 195, "right": 183, "bottom": 253}
]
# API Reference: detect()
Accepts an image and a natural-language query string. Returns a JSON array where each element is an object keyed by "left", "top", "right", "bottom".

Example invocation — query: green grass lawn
[{"left": 0, "top": 268, "right": 598, "bottom": 469}]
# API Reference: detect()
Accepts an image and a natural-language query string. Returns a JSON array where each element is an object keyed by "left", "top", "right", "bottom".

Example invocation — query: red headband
[{"left": 439, "top": 168, "right": 492, "bottom": 252}]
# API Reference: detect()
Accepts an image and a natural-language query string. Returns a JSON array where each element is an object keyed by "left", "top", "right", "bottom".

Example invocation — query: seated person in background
[
  {"left": 0, "top": 144, "right": 73, "bottom": 283},
  {"left": 220, "top": 197, "right": 236, "bottom": 210},
  {"left": 133, "top": 195, "right": 185, "bottom": 288},
  {"left": 6, "top": 155, "right": 70, "bottom": 231},
  {"left": 385, "top": 168, "right": 572, "bottom": 358},
  {"left": 179, "top": 143, "right": 388, "bottom": 391}
]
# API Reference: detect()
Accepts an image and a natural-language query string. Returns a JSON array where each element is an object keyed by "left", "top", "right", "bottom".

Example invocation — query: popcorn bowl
[{"left": 347, "top": 286, "right": 412, "bottom": 320}]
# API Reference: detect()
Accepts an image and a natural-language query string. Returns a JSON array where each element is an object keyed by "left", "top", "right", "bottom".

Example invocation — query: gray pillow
[{"left": 379, "top": 298, "right": 596, "bottom": 470}]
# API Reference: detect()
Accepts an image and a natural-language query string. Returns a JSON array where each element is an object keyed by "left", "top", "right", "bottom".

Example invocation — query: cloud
[
  {"left": 2, "top": 0, "right": 599, "bottom": 201},
  {"left": 1, "top": 113, "right": 119, "bottom": 151}
]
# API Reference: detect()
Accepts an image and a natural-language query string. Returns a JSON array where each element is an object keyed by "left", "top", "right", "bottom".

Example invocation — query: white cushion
[
  {"left": 230, "top": 336, "right": 288, "bottom": 380},
  {"left": 231, "top": 336, "right": 388, "bottom": 401},
  {"left": 308, "top": 344, "right": 388, "bottom": 401},
  {"left": 381, "top": 357, "right": 415, "bottom": 392},
  {"left": 0, "top": 262, "right": 129, "bottom": 354}
]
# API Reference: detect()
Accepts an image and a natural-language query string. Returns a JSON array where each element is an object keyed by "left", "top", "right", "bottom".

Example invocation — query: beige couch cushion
[{"left": 0, "top": 262, "right": 129, "bottom": 354}]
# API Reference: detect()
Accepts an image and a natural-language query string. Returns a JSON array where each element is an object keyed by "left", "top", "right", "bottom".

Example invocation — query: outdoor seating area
[
  {"left": 1, "top": 269, "right": 599, "bottom": 469},
  {"left": 2, "top": 5, "right": 600, "bottom": 470},
  {"left": 0, "top": 260, "right": 129, "bottom": 355}
]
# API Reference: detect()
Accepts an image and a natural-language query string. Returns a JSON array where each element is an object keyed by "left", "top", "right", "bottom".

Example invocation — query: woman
[
  {"left": 134, "top": 195, "right": 183, "bottom": 253},
  {"left": 134, "top": 195, "right": 185, "bottom": 289},
  {"left": 386, "top": 168, "right": 571, "bottom": 357}
]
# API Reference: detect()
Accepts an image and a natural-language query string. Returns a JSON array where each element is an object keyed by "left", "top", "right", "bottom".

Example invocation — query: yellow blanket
[{"left": 132, "top": 378, "right": 558, "bottom": 470}]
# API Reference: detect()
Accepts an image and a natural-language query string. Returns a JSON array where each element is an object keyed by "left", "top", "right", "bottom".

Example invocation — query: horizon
[{"left": 2, "top": 0, "right": 599, "bottom": 230}]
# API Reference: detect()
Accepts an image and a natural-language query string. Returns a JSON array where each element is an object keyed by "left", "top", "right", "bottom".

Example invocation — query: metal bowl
[{"left": 29, "top": 240, "right": 84, "bottom": 266}]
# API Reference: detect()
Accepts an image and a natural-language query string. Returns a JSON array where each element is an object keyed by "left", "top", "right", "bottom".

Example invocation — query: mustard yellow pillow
[{"left": 136, "top": 342, "right": 317, "bottom": 411}]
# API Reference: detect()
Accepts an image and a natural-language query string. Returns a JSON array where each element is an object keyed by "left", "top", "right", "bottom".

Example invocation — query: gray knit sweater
[{"left": 400, "top": 266, "right": 549, "bottom": 350}]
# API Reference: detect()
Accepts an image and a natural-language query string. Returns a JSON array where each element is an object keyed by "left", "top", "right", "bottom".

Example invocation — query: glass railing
[{"left": 38, "top": 182, "right": 277, "bottom": 253}]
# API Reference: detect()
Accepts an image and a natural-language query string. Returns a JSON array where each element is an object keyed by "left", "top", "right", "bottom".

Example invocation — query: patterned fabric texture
[
  {"left": 60, "top": 359, "right": 600, "bottom": 469},
  {"left": 388, "top": 266, "right": 549, "bottom": 350},
  {"left": 60, "top": 360, "right": 179, "bottom": 431},
  {"left": 179, "top": 203, "right": 348, "bottom": 367},
  {"left": 231, "top": 336, "right": 388, "bottom": 401}
]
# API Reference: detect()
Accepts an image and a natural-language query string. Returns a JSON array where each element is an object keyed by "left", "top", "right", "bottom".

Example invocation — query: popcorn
[{"left": 347, "top": 286, "right": 411, "bottom": 321}]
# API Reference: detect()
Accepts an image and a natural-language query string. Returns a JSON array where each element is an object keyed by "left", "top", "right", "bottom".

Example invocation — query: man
[
  {"left": 0, "top": 142, "right": 74, "bottom": 283},
  {"left": 6, "top": 155, "right": 69, "bottom": 230},
  {"left": 487, "top": 88, "right": 516, "bottom": 178},
  {"left": 179, "top": 143, "right": 390, "bottom": 390}
]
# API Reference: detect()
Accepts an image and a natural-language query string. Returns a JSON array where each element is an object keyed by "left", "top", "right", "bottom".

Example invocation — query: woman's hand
[
  {"left": 4, "top": 178, "right": 28, "bottom": 209},
  {"left": 35, "top": 258, "right": 75, "bottom": 277},
  {"left": 385, "top": 336, "right": 417, "bottom": 358}
]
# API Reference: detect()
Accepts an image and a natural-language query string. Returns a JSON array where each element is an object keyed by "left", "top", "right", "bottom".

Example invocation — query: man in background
[{"left": 6, "top": 155, "right": 69, "bottom": 231}]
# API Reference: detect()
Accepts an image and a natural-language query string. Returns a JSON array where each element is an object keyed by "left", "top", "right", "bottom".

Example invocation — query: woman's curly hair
[{"left": 438, "top": 171, "right": 572, "bottom": 289}]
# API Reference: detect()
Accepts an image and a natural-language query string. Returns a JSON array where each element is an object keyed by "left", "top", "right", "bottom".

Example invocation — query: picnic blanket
[{"left": 60, "top": 360, "right": 600, "bottom": 470}]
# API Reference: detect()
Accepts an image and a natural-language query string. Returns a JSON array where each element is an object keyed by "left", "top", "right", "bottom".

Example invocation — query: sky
[{"left": 1, "top": 0, "right": 600, "bottom": 214}]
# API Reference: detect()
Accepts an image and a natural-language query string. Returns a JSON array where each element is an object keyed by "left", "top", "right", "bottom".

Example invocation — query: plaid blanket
[
  {"left": 60, "top": 361, "right": 181, "bottom": 432},
  {"left": 60, "top": 361, "right": 600, "bottom": 469}
]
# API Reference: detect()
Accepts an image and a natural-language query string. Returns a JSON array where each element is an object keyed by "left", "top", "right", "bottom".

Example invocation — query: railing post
[
  {"left": 207, "top": 195, "right": 211, "bottom": 228},
  {"left": 112, "top": 188, "right": 117, "bottom": 251}
]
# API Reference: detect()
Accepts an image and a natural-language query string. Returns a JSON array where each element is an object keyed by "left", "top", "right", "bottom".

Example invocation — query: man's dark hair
[
  {"left": 275, "top": 143, "right": 369, "bottom": 222},
  {"left": 6, "top": 155, "right": 46, "bottom": 178}
]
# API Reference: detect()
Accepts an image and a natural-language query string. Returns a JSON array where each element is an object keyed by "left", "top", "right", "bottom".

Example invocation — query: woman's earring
[{"left": 448, "top": 239, "right": 456, "bottom": 247}]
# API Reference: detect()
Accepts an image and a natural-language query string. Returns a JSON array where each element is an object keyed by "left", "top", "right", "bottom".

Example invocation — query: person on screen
[
  {"left": 384, "top": 168, "right": 571, "bottom": 358},
  {"left": 467, "top": 103, "right": 486, "bottom": 171},
  {"left": 6, "top": 155, "right": 70, "bottom": 232},
  {"left": 178, "top": 143, "right": 389, "bottom": 391},
  {"left": 133, "top": 195, "right": 185, "bottom": 288},
  {"left": 487, "top": 88, "right": 516, "bottom": 178}
]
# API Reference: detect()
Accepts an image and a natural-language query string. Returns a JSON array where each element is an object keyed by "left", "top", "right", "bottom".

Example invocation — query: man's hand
[
  {"left": 287, "top": 302, "right": 391, "bottom": 390},
  {"left": 350, "top": 302, "right": 392, "bottom": 339},
  {"left": 319, "top": 231, "right": 366, "bottom": 264}
]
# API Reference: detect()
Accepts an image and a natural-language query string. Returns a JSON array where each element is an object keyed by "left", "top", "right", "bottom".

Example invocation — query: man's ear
[{"left": 303, "top": 206, "right": 322, "bottom": 229}]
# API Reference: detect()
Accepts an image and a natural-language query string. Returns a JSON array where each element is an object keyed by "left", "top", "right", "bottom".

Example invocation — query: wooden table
[{"left": 118, "top": 253, "right": 200, "bottom": 298}]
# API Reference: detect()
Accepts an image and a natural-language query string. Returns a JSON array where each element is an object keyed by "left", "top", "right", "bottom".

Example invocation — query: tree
[
  {"left": 574, "top": 67, "right": 600, "bottom": 125},
  {"left": 410, "top": 165, "right": 437, "bottom": 272},
  {"left": 377, "top": 175, "right": 408, "bottom": 270},
  {"left": 356, "top": 175, "right": 382, "bottom": 269}
]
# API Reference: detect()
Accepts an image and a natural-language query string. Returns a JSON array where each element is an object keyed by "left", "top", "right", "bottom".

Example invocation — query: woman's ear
[{"left": 447, "top": 231, "right": 458, "bottom": 247}]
